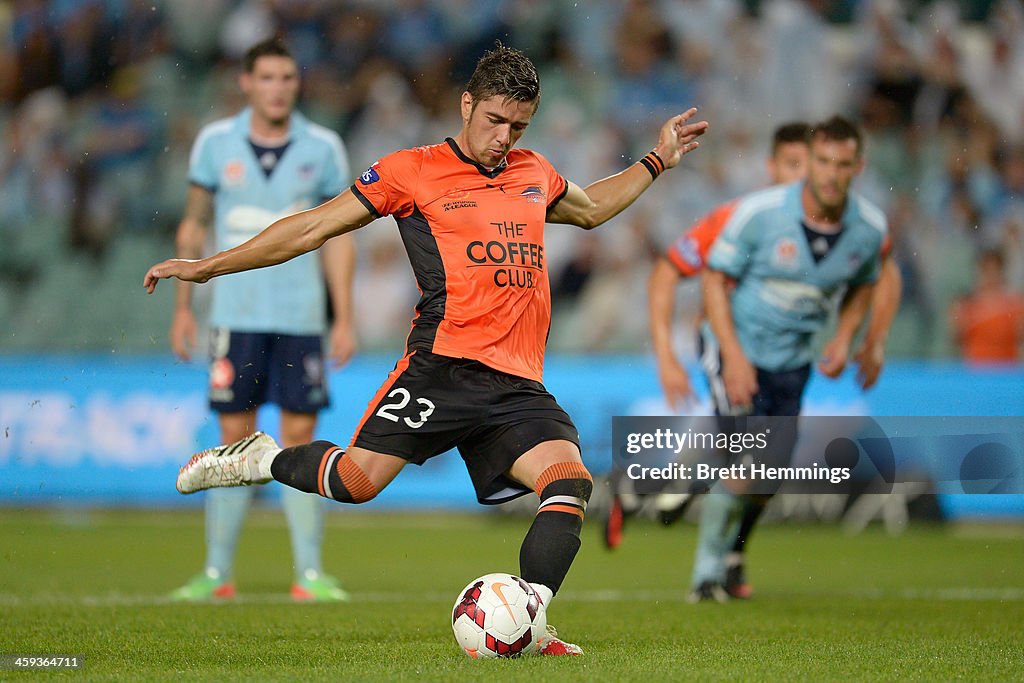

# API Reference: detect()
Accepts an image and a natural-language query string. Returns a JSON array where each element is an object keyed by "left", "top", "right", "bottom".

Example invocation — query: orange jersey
[
  {"left": 665, "top": 200, "right": 738, "bottom": 277},
  {"left": 352, "top": 139, "right": 568, "bottom": 382}
]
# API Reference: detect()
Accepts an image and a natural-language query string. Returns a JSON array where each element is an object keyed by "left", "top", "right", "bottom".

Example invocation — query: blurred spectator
[
  {"left": 551, "top": 232, "right": 600, "bottom": 311},
  {"left": 857, "top": 0, "right": 923, "bottom": 132},
  {"left": 949, "top": 249, "right": 1024, "bottom": 362},
  {"left": 912, "top": 2, "right": 967, "bottom": 133},
  {"left": 111, "top": 0, "right": 169, "bottom": 69},
  {"left": 345, "top": 65, "right": 428, "bottom": 173},
  {"left": 0, "top": 87, "right": 71, "bottom": 284},
  {"left": 759, "top": 0, "right": 842, "bottom": 121},
  {"left": 270, "top": 0, "right": 328, "bottom": 68},
  {"left": 381, "top": 0, "right": 448, "bottom": 71},
  {"left": 8, "top": 0, "right": 60, "bottom": 101},
  {"left": 885, "top": 192, "right": 937, "bottom": 355},
  {"left": 608, "top": 0, "right": 684, "bottom": 147},
  {"left": 961, "top": 14, "right": 1024, "bottom": 144},
  {"left": 69, "top": 66, "right": 162, "bottom": 255},
  {"left": 970, "top": 144, "right": 1024, "bottom": 237},
  {"left": 551, "top": 209, "right": 660, "bottom": 351},
  {"left": 53, "top": 0, "right": 114, "bottom": 97},
  {"left": 318, "top": 6, "right": 385, "bottom": 78}
]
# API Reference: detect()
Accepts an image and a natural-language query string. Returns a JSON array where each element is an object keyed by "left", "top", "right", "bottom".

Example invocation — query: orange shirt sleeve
[
  {"left": 665, "top": 200, "right": 737, "bottom": 277},
  {"left": 350, "top": 147, "right": 422, "bottom": 218},
  {"left": 532, "top": 150, "right": 568, "bottom": 211}
]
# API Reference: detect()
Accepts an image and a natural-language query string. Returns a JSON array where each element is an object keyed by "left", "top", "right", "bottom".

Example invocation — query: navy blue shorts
[
  {"left": 350, "top": 350, "right": 580, "bottom": 505},
  {"left": 697, "top": 326, "right": 810, "bottom": 418},
  {"left": 698, "top": 327, "right": 808, "bottom": 484},
  {"left": 208, "top": 328, "right": 329, "bottom": 414}
]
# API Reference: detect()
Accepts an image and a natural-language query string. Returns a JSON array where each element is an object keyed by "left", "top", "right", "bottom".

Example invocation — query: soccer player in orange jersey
[{"left": 145, "top": 44, "right": 707, "bottom": 656}]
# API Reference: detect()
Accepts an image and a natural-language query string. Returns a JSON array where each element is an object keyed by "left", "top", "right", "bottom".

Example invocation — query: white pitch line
[{"left": 0, "top": 587, "right": 1021, "bottom": 608}]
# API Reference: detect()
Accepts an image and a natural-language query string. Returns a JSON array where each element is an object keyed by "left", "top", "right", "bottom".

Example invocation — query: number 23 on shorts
[{"left": 375, "top": 387, "right": 436, "bottom": 429}]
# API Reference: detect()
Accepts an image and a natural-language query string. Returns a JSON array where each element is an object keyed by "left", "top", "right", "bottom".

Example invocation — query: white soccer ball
[{"left": 451, "top": 572, "right": 547, "bottom": 658}]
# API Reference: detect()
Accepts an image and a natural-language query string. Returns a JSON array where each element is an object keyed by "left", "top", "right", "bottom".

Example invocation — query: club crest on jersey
[
  {"left": 360, "top": 165, "right": 381, "bottom": 185},
  {"left": 298, "top": 163, "right": 316, "bottom": 181},
  {"left": 773, "top": 238, "right": 799, "bottom": 269},
  {"left": 519, "top": 186, "right": 545, "bottom": 203},
  {"left": 223, "top": 160, "right": 245, "bottom": 187}
]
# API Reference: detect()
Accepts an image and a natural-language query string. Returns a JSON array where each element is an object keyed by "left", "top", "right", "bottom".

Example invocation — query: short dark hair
[
  {"left": 465, "top": 42, "right": 540, "bottom": 107},
  {"left": 771, "top": 122, "right": 811, "bottom": 153},
  {"left": 243, "top": 37, "right": 294, "bottom": 73},
  {"left": 809, "top": 115, "right": 863, "bottom": 156}
]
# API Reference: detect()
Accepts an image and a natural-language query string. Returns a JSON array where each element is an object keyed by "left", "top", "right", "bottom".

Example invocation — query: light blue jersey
[
  {"left": 189, "top": 108, "right": 349, "bottom": 334},
  {"left": 707, "top": 182, "right": 886, "bottom": 371}
]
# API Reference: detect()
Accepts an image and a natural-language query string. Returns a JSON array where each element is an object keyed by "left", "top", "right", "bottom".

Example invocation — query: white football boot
[{"left": 175, "top": 431, "right": 280, "bottom": 494}]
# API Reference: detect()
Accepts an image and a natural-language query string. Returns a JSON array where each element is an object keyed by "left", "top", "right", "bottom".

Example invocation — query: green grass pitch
[{"left": 2, "top": 506, "right": 1022, "bottom": 681}]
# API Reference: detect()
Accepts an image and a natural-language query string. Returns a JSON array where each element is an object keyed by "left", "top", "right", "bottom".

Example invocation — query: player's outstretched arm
[
  {"left": 854, "top": 256, "right": 902, "bottom": 389},
  {"left": 547, "top": 108, "right": 708, "bottom": 229},
  {"left": 144, "top": 189, "right": 375, "bottom": 293},
  {"left": 649, "top": 257, "right": 694, "bottom": 409}
]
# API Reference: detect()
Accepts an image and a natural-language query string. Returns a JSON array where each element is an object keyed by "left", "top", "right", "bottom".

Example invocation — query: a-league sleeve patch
[
  {"left": 359, "top": 165, "right": 380, "bottom": 185},
  {"left": 679, "top": 236, "right": 703, "bottom": 269}
]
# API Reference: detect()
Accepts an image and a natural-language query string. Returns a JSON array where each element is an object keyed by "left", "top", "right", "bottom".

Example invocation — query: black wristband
[
  {"left": 649, "top": 150, "right": 665, "bottom": 173},
  {"left": 639, "top": 151, "right": 665, "bottom": 180},
  {"left": 639, "top": 156, "right": 659, "bottom": 180}
]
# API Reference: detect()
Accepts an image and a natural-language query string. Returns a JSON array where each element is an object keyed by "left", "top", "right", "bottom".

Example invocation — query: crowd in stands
[{"left": 1, "top": 0, "right": 1022, "bottom": 361}]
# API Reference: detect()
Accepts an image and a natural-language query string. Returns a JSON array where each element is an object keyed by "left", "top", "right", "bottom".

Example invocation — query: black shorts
[
  {"left": 349, "top": 350, "right": 580, "bottom": 505},
  {"left": 208, "top": 329, "right": 329, "bottom": 414}
]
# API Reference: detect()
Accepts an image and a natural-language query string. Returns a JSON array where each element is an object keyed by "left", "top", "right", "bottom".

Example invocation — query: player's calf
[
  {"left": 520, "top": 462, "right": 593, "bottom": 596},
  {"left": 270, "top": 441, "right": 379, "bottom": 504},
  {"left": 522, "top": 465, "right": 592, "bottom": 661}
]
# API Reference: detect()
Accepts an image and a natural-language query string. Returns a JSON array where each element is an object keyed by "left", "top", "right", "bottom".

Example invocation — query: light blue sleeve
[
  {"left": 707, "top": 205, "right": 758, "bottom": 279},
  {"left": 319, "top": 133, "right": 350, "bottom": 201},
  {"left": 187, "top": 129, "right": 219, "bottom": 191}
]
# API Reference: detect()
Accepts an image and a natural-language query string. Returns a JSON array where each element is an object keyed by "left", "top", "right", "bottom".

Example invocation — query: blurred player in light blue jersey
[
  {"left": 168, "top": 38, "right": 356, "bottom": 602},
  {"left": 690, "top": 116, "right": 894, "bottom": 602}
]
